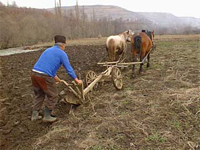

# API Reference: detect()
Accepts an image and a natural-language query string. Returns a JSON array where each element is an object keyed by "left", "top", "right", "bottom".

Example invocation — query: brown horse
[
  {"left": 131, "top": 30, "right": 154, "bottom": 77},
  {"left": 106, "top": 30, "right": 133, "bottom": 62}
]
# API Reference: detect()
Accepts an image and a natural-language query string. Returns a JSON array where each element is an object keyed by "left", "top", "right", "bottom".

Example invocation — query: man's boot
[
  {"left": 42, "top": 107, "right": 57, "bottom": 123},
  {"left": 31, "top": 110, "right": 42, "bottom": 121}
]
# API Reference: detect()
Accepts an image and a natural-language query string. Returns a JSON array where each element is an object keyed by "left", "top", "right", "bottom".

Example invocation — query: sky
[{"left": 1, "top": 0, "right": 200, "bottom": 18}]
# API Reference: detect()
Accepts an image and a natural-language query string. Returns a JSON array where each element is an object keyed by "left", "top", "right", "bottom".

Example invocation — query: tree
[
  {"left": 0, "top": 2, "right": 4, "bottom": 6},
  {"left": 54, "top": 0, "right": 62, "bottom": 17},
  {"left": 11, "top": 1, "right": 18, "bottom": 7}
]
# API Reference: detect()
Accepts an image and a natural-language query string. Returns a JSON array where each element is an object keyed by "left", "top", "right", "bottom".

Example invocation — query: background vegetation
[
  {"left": 0, "top": 1, "right": 130, "bottom": 49},
  {"left": 0, "top": 1, "right": 199, "bottom": 49}
]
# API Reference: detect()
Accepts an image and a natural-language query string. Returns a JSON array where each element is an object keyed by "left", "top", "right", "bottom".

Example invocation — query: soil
[{"left": 0, "top": 35, "right": 200, "bottom": 150}]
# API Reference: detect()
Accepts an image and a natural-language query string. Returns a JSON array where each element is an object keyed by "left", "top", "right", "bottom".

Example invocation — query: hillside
[
  {"left": 49, "top": 5, "right": 200, "bottom": 30},
  {"left": 138, "top": 12, "right": 183, "bottom": 27},
  {"left": 180, "top": 17, "right": 200, "bottom": 28},
  {"left": 61, "top": 5, "right": 144, "bottom": 21}
]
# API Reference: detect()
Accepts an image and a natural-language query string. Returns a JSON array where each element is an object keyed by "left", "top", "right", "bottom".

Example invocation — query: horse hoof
[
  {"left": 147, "top": 64, "right": 150, "bottom": 68},
  {"left": 131, "top": 74, "right": 136, "bottom": 78}
]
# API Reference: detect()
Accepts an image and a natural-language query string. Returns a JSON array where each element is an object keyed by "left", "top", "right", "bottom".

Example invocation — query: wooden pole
[
  {"left": 97, "top": 61, "right": 119, "bottom": 65},
  {"left": 83, "top": 74, "right": 103, "bottom": 95},
  {"left": 83, "top": 67, "right": 112, "bottom": 95},
  {"left": 115, "top": 47, "right": 154, "bottom": 66}
]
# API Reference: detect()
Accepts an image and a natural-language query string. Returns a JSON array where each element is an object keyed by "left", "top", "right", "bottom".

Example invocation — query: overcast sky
[{"left": 1, "top": 0, "right": 200, "bottom": 18}]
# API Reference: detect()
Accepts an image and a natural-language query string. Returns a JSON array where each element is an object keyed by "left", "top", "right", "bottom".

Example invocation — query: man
[{"left": 31, "top": 35, "right": 82, "bottom": 122}]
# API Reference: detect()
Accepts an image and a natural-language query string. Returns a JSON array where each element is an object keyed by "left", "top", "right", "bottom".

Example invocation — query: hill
[
  {"left": 49, "top": 5, "right": 200, "bottom": 33},
  {"left": 180, "top": 17, "right": 200, "bottom": 28}
]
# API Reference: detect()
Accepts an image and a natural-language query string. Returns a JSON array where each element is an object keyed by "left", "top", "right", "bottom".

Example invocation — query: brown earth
[{"left": 0, "top": 35, "right": 200, "bottom": 150}]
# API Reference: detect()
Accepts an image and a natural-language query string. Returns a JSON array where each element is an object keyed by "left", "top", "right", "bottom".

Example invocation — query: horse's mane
[
  {"left": 120, "top": 32, "right": 126, "bottom": 38},
  {"left": 120, "top": 30, "right": 132, "bottom": 41},
  {"left": 146, "top": 31, "right": 153, "bottom": 40}
]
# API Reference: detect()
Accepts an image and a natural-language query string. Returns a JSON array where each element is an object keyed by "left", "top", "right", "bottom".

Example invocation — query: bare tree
[
  {"left": 0, "top": 1, "right": 4, "bottom": 6},
  {"left": 11, "top": 1, "right": 18, "bottom": 7}
]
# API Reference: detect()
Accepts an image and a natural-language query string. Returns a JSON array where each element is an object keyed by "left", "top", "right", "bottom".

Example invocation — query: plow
[
  {"left": 59, "top": 44, "right": 156, "bottom": 105},
  {"left": 59, "top": 65, "right": 123, "bottom": 104}
]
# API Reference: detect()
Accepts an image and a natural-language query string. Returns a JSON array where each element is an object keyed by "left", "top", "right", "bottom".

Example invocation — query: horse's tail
[
  {"left": 107, "top": 39, "right": 115, "bottom": 61},
  {"left": 134, "top": 35, "right": 142, "bottom": 54}
]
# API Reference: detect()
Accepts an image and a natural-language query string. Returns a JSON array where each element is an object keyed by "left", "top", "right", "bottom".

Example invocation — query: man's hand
[
  {"left": 54, "top": 75, "right": 61, "bottom": 83},
  {"left": 74, "top": 78, "right": 82, "bottom": 85}
]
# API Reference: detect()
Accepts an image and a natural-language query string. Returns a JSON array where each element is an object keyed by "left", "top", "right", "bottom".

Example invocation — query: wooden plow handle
[{"left": 60, "top": 80, "right": 82, "bottom": 100}]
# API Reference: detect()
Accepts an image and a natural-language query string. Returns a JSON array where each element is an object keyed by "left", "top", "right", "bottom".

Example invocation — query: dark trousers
[{"left": 31, "top": 71, "right": 58, "bottom": 111}]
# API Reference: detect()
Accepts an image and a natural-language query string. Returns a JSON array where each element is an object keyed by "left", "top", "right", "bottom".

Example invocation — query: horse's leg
[
  {"left": 131, "top": 49, "right": 137, "bottom": 77},
  {"left": 119, "top": 43, "right": 126, "bottom": 62},
  {"left": 120, "top": 51, "right": 125, "bottom": 62},
  {"left": 106, "top": 46, "right": 110, "bottom": 60},
  {"left": 117, "top": 48, "right": 121, "bottom": 61},
  {"left": 139, "top": 55, "right": 144, "bottom": 74},
  {"left": 122, "top": 43, "right": 127, "bottom": 61},
  {"left": 132, "top": 57, "right": 137, "bottom": 78},
  {"left": 147, "top": 44, "right": 152, "bottom": 68},
  {"left": 147, "top": 53, "right": 150, "bottom": 68}
]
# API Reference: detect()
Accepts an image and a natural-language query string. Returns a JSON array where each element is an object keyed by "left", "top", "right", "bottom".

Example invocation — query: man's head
[{"left": 54, "top": 35, "right": 66, "bottom": 50}]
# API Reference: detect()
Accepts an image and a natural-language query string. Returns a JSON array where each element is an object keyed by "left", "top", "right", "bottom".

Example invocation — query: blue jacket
[{"left": 33, "top": 45, "right": 77, "bottom": 79}]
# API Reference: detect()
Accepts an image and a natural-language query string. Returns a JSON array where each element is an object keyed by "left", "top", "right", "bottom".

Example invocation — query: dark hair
[{"left": 54, "top": 35, "right": 66, "bottom": 44}]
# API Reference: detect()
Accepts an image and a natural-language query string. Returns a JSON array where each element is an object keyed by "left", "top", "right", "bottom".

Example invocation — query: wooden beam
[{"left": 83, "top": 74, "right": 103, "bottom": 95}]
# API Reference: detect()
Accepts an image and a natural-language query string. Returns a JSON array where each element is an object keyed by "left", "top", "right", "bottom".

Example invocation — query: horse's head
[
  {"left": 147, "top": 30, "right": 155, "bottom": 45},
  {"left": 146, "top": 30, "right": 154, "bottom": 44},
  {"left": 122, "top": 30, "right": 134, "bottom": 42},
  {"left": 150, "top": 30, "right": 155, "bottom": 45}
]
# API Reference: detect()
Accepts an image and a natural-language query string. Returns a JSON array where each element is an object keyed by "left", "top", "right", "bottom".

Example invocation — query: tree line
[
  {"left": 0, "top": 2, "right": 132, "bottom": 49},
  {"left": 0, "top": 1, "right": 199, "bottom": 49}
]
